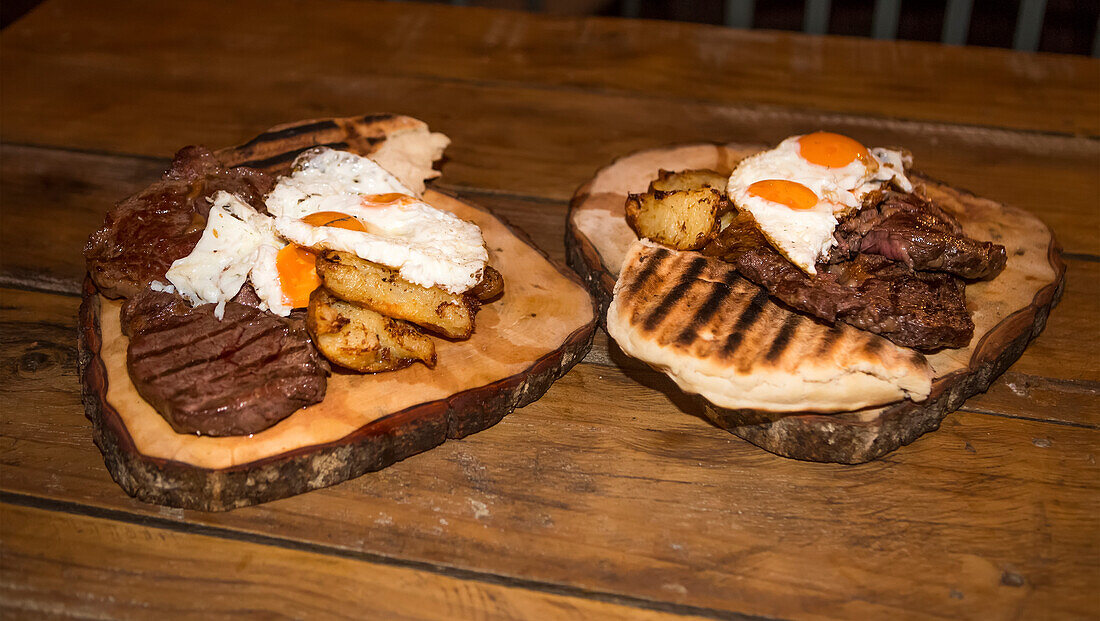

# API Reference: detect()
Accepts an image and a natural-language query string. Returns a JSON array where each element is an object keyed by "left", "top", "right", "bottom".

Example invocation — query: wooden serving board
[
  {"left": 566, "top": 142, "right": 1065, "bottom": 463},
  {"left": 78, "top": 115, "right": 597, "bottom": 511}
]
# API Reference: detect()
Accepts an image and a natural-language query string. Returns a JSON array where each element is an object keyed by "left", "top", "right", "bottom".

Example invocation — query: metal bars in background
[
  {"left": 871, "top": 0, "right": 901, "bottom": 40},
  {"left": 802, "top": 0, "right": 831, "bottom": 35},
  {"left": 724, "top": 0, "right": 753, "bottom": 29},
  {"left": 1013, "top": 0, "right": 1047, "bottom": 51},
  {"left": 437, "top": 0, "right": 1098, "bottom": 57},
  {"left": 1095, "top": 12, "right": 1100, "bottom": 57},
  {"left": 941, "top": 0, "right": 974, "bottom": 45}
]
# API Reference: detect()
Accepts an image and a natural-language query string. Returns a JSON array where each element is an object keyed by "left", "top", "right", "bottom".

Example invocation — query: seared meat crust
[
  {"left": 121, "top": 288, "right": 328, "bottom": 436},
  {"left": 704, "top": 212, "right": 974, "bottom": 350},
  {"left": 84, "top": 146, "right": 274, "bottom": 299},
  {"left": 829, "top": 192, "right": 1006, "bottom": 280}
]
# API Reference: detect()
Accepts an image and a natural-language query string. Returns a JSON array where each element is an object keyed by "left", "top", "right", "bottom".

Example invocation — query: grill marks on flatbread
[
  {"left": 641, "top": 256, "right": 706, "bottom": 331},
  {"left": 620, "top": 246, "right": 910, "bottom": 372},
  {"left": 607, "top": 241, "right": 932, "bottom": 412}
]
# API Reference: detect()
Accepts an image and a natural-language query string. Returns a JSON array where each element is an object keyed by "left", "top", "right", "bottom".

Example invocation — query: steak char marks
[
  {"left": 84, "top": 146, "right": 274, "bottom": 299},
  {"left": 121, "top": 288, "right": 329, "bottom": 437},
  {"left": 87, "top": 147, "right": 327, "bottom": 436},
  {"left": 829, "top": 192, "right": 1007, "bottom": 280},
  {"left": 705, "top": 209, "right": 978, "bottom": 351}
]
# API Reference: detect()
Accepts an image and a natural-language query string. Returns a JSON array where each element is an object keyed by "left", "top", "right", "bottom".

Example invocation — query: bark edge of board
[
  {"left": 79, "top": 279, "right": 594, "bottom": 510},
  {"left": 564, "top": 142, "right": 1065, "bottom": 464},
  {"left": 76, "top": 114, "right": 597, "bottom": 510}
]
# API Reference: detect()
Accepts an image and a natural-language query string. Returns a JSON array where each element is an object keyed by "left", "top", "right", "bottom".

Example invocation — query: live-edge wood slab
[
  {"left": 567, "top": 143, "right": 1065, "bottom": 463},
  {"left": 77, "top": 115, "right": 597, "bottom": 511}
]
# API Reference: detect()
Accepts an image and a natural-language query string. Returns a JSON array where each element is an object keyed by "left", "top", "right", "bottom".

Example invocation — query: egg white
[
  {"left": 163, "top": 147, "right": 484, "bottom": 319},
  {"left": 266, "top": 147, "right": 415, "bottom": 219},
  {"left": 729, "top": 135, "right": 912, "bottom": 216},
  {"left": 165, "top": 191, "right": 284, "bottom": 318},
  {"left": 249, "top": 244, "right": 293, "bottom": 317},
  {"left": 268, "top": 148, "right": 488, "bottom": 295},
  {"left": 730, "top": 187, "right": 838, "bottom": 275}
]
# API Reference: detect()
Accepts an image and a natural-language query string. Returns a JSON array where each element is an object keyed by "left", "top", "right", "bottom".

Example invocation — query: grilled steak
[
  {"left": 830, "top": 192, "right": 1006, "bottom": 280},
  {"left": 704, "top": 213, "right": 974, "bottom": 350},
  {"left": 820, "top": 254, "right": 973, "bottom": 350},
  {"left": 85, "top": 146, "right": 274, "bottom": 299},
  {"left": 121, "top": 288, "right": 329, "bottom": 436}
]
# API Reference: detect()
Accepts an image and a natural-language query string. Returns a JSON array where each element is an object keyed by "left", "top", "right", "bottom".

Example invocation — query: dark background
[
  {"left": 625, "top": 0, "right": 1098, "bottom": 55},
  {"left": 4, "top": 0, "right": 1098, "bottom": 56}
]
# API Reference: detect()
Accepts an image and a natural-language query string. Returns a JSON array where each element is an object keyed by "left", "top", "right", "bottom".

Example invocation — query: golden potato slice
[
  {"left": 651, "top": 169, "right": 734, "bottom": 217},
  {"left": 317, "top": 251, "right": 478, "bottom": 339},
  {"left": 650, "top": 168, "right": 728, "bottom": 193},
  {"left": 306, "top": 288, "right": 435, "bottom": 373},
  {"left": 625, "top": 187, "right": 722, "bottom": 251},
  {"left": 468, "top": 265, "right": 504, "bottom": 301}
]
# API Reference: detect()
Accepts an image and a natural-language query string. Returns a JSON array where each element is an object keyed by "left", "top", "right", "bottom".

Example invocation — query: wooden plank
[
  {"left": 0, "top": 147, "right": 165, "bottom": 294},
  {"left": 2, "top": 119, "right": 1098, "bottom": 278},
  {"left": 1, "top": 288, "right": 1098, "bottom": 619},
  {"left": 0, "top": 503, "right": 706, "bottom": 621},
  {"left": 3, "top": 0, "right": 1096, "bottom": 136}
]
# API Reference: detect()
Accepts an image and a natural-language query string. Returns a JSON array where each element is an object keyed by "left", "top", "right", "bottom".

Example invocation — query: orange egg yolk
[
  {"left": 300, "top": 211, "right": 369, "bottom": 231},
  {"left": 362, "top": 193, "right": 417, "bottom": 208},
  {"left": 276, "top": 245, "right": 322, "bottom": 308},
  {"left": 276, "top": 212, "right": 368, "bottom": 308},
  {"left": 747, "top": 179, "right": 819, "bottom": 211},
  {"left": 797, "top": 132, "right": 870, "bottom": 168}
]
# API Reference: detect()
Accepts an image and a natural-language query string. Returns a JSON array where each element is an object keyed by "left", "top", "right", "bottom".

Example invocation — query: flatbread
[
  {"left": 221, "top": 114, "right": 449, "bottom": 196},
  {"left": 606, "top": 240, "right": 933, "bottom": 412},
  {"left": 357, "top": 117, "right": 450, "bottom": 195}
]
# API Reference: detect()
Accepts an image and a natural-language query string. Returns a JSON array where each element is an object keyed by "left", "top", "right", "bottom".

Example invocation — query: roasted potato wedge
[
  {"left": 650, "top": 168, "right": 728, "bottom": 193},
  {"left": 317, "top": 250, "right": 478, "bottom": 339},
  {"left": 468, "top": 265, "right": 504, "bottom": 301},
  {"left": 306, "top": 288, "right": 435, "bottom": 373},
  {"left": 625, "top": 186, "right": 722, "bottom": 251}
]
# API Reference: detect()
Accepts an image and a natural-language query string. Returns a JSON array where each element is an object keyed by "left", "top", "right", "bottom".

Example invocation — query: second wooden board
[{"left": 566, "top": 143, "right": 1064, "bottom": 463}]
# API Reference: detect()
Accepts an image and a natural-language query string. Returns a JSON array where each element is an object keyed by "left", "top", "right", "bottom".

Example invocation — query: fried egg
[
  {"left": 267, "top": 148, "right": 488, "bottom": 295},
  {"left": 729, "top": 132, "right": 912, "bottom": 215},
  {"left": 730, "top": 180, "right": 839, "bottom": 274},
  {"left": 165, "top": 191, "right": 283, "bottom": 318},
  {"left": 727, "top": 132, "right": 914, "bottom": 274},
  {"left": 163, "top": 148, "right": 485, "bottom": 319}
]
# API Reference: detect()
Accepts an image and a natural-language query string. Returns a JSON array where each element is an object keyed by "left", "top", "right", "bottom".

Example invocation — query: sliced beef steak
[
  {"left": 830, "top": 192, "right": 1006, "bottom": 280},
  {"left": 821, "top": 255, "right": 973, "bottom": 350},
  {"left": 121, "top": 288, "right": 328, "bottom": 436},
  {"left": 85, "top": 146, "right": 274, "bottom": 299},
  {"left": 704, "top": 213, "right": 974, "bottom": 350}
]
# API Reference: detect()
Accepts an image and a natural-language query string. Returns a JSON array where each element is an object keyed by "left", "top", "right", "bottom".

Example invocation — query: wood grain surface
[
  {"left": 1, "top": 0, "right": 1098, "bottom": 619},
  {"left": 0, "top": 503, "right": 703, "bottom": 621}
]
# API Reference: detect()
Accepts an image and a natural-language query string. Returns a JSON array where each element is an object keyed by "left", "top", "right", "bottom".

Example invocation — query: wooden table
[{"left": 2, "top": 1, "right": 1097, "bottom": 618}]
